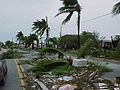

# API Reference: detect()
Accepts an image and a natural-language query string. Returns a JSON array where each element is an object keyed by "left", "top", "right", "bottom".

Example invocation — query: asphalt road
[
  {"left": 87, "top": 57, "right": 120, "bottom": 80},
  {"left": 0, "top": 59, "right": 22, "bottom": 90}
]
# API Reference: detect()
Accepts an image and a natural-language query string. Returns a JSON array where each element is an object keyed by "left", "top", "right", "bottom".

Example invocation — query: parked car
[{"left": 0, "top": 59, "right": 7, "bottom": 85}]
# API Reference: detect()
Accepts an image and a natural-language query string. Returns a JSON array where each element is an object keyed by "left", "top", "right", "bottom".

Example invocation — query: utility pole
[{"left": 60, "top": 25, "right": 62, "bottom": 38}]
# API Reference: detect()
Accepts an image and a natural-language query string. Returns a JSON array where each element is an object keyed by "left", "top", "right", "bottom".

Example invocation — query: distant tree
[
  {"left": 32, "top": 17, "right": 50, "bottom": 46},
  {"left": 0, "top": 42, "right": 4, "bottom": 48},
  {"left": 80, "top": 31, "right": 99, "bottom": 47},
  {"left": 24, "top": 34, "right": 39, "bottom": 49},
  {"left": 16, "top": 31, "right": 25, "bottom": 47},
  {"left": 115, "top": 41, "right": 120, "bottom": 53},
  {"left": 56, "top": 0, "right": 81, "bottom": 49},
  {"left": 5, "top": 40, "right": 14, "bottom": 49},
  {"left": 48, "top": 37, "right": 60, "bottom": 48},
  {"left": 60, "top": 35, "right": 78, "bottom": 49},
  {"left": 111, "top": 35, "right": 120, "bottom": 48},
  {"left": 60, "top": 32, "right": 99, "bottom": 50}
]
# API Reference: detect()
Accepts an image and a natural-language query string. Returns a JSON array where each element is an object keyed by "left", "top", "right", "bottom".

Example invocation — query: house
[{"left": 99, "top": 40, "right": 113, "bottom": 49}]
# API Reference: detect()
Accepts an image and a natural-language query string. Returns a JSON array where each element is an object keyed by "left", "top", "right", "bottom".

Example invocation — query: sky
[{"left": 0, "top": 0, "right": 120, "bottom": 42}]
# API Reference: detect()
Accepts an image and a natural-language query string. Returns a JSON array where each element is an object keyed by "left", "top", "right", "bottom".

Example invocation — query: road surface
[
  {"left": 0, "top": 59, "right": 22, "bottom": 90},
  {"left": 86, "top": 57, "right": 120, "bottom": 80}
]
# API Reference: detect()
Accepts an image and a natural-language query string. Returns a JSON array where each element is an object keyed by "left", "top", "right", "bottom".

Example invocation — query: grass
[
  {"left": 51, "top": 65, "right": 75, "bottom": 75},
  {"left": 32, "top": 60, "right": 68, "bottom": 72}
]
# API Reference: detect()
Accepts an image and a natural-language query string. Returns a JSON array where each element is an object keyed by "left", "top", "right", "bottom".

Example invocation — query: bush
[
  {"left": 51, "top": 65, "right": 74, "bottom": 75},
  {"left": 32, "top": 60, "right": 69, "bottom": 72},
  {"left": 91, "top": 49, "right": 100, "bottom": 57},
  {"left": 1, "top": 50, "right": 22, "bottom": 59},
  {"left": 109, "top": 51, "right": 120, "bottom": 60},
  {"left": 78, "top": 39, "right": 95, "bottom": 58}
]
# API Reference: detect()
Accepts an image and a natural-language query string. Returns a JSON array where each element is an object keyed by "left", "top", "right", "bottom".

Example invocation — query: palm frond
[
  {"left": 60, "top": 0, "right": 78, "bottom": 6},
  {"left": 55, "top": 9, "right": 73, "bottom": 17},
  {"left": 62, "top": 11, "right": 73, "bottom": 24},
  {"left": 112, "top": 2, "right": 120, "bottom": 15},
  {"left": 41, "top": 47, "right": 67, "bottom": 58},
  {"left": 59, "top": 6, "right": 76, "bottom": 11}
]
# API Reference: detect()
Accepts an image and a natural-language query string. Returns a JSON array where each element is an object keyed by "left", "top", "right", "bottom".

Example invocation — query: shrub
[
  {"left": 32, "top": 60, "right": 69, "bottom": 72},
  {"left": 77, "top": 39, "right": 95, "bottom": 58},
  {"left": 51, "top": 65, "right": 74, "bottom": 75},
  {"left": 1, "top": 50, "right": 22, "bottom": 59},
  {"left": 109, "top": 51, "right": 120, "bottom": 60},
  {"left": 91, "top": 49, "right": 100, "bottom": 57}
]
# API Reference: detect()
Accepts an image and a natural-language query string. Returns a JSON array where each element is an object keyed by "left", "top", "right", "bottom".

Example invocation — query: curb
[{"left": 15, "top": 59, "right": 27, "bottom": 90}]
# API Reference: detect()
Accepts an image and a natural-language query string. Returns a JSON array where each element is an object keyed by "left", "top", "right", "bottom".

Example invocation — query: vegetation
[
  {"left": 78, "top": 38, "right": 95, "bottom": 58},
  {"left": 40, "top": 47, "right": 67, "bottom": 59},
  {"left": 31, "top": 57, "right": 112, "bottom": 76},
  {"left": 48, "top": 37, "right": 60, "bottom": 48},
  {"left": 4, "top": 40, "right": 14, "bottom": 49},
  {"left": 16, "top": 31, "right": 25, "bottom": 48},
  {"left": 112, "top": 2, "right": 120, "bottom": 15},
  {"left": 59, "top": 31, "right": 99, "bottom": 50},
  {"left": 60, "top": 35, "right": 78, "bottom": 49},
  {"left": 32, "top": 60, "right": 74, "bottom": 75},
  {"left": 25, "top": 34, "right": 39, "bottom": 49},
  {"left": 32, "top": 17, "right": 50, "bottom": 46},
  {"left": 56, "top": 0, "right": 81, "bottom": 49},
  {"left": 1, "top": 50, "right": 22, "bottom": 59}
]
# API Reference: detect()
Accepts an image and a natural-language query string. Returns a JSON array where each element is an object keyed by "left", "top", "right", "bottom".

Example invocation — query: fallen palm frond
[{"left": 41, "top": 47, "right": 68, "bottom": 59}]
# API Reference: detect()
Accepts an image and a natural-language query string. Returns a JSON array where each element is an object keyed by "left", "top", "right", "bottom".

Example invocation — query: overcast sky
[{"left": 0, "top": 0, "right": 120, "bottom": 42}]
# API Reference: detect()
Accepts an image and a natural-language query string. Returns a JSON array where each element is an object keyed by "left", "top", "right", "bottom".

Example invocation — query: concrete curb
[
  {"left": 15, "top": 59, "right": 27, "bottom": 90},
  {"left": 86, "top": 57, "right": 120, "bottom": 64}
]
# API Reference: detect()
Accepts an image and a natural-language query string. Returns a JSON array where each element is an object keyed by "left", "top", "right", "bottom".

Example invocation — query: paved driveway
[{"left": 0, "top": 59, "right": 22, "bottom": 90}]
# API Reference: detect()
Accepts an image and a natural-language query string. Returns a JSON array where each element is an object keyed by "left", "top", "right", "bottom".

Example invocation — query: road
[
  {"left": 101, "top": 61, "right": 120, "bottom": 80},
  {"left": 0, "top": 59, "right": 22, "bottom": 90},
  {"left": 86, "top": 57, "right": 120, "bottom": 80}
]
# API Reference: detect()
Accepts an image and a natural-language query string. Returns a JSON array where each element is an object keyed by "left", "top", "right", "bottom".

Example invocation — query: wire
[
  {"left": 82, "top": 13, "right": 111, "bottom": 23},
  {"left": 51, "top": 13, "right": 112, "bottom": 30},
  {"left": 0, "top": 13, "right": 112, "bottom": 31}
]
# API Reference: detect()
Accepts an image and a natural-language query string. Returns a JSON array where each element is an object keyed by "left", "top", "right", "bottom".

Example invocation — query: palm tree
[
  {"left": 24, "top": 34, "right": 39, "bottom": 49},
  {"left": 16, "top": 31, "right": 25, "bottom": 48},
  {"left": 112, "top": 2, "right": 120, "bottom": 15},
  {"left": 48, "top": 37, "right": 60, "bottom": 48},
  {"left": 32, "top": 17, "right": 50, "bottom": 47},
  {"left": 56, "top": 0, "right": 81, "bottom": 49}
]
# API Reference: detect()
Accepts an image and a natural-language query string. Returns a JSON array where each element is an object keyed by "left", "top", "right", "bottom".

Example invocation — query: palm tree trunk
[
  {"left": 46, "top": 17, "right": 49, "bottom": 47},
  {"left": 78, "top": 11, "right": 81, "bottom": 49}
]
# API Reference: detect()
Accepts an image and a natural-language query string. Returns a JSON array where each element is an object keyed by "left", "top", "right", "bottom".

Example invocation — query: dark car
[{"left": 0, "top": 60, "right": 7, "bottom": 86}]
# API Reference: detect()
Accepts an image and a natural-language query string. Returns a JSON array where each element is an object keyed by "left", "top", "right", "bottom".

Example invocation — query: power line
[
  {"left": 51, "top": 13, "right": 112, "bottom": 30},
  {"left": 82, "top": 13, "right": 111, "bottom": 23},
  {"left": 0, "top": 13, "right": 112, "bottom": 31}
]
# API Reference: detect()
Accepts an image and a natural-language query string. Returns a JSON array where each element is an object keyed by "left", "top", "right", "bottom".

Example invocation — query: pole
[{"left": 78, "top": 11, "right": 81, "bottom": 49}]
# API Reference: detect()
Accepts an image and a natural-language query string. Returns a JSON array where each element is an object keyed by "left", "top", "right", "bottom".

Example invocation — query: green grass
[
  {"left": 51, "top": 65, "right": 75, "bottom": 75},
  {"left": 32, "top": 60, "right": 73, "bottom": 75}
]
